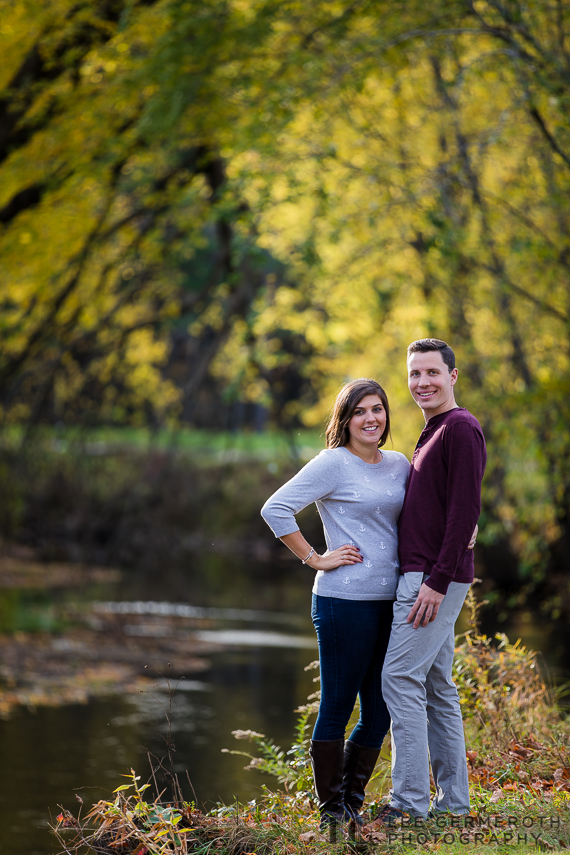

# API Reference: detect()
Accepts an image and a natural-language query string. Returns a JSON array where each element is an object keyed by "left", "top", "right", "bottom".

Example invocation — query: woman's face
[{"left": 347, "top": 394, "right": 386, "bottom": 449}]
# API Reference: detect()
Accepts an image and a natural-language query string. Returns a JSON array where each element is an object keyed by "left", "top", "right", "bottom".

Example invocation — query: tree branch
[
  {"left": 0, "top": 162, "right": 126, "bottom": 392},
  {"left": 477, "top": 261, "right": 568, "bottom": 323},
  {"left": 529, "top": 104, "right": 570, "bottom": 172}
]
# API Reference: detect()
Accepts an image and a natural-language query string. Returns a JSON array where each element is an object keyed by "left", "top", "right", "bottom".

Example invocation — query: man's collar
[{"left": 423, "top": 405, "right": 464, "bottom": 428}]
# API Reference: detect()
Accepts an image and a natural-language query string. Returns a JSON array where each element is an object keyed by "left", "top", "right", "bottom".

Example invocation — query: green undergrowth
[
  {"left": 0, "top": 431, "right": 325, "bottom": 566},
  {"left": 53, "top": 590, "right": 570, "bottom": 854},
  {"left": 0, "top": 425, "right": 322, "bottom": 462}
]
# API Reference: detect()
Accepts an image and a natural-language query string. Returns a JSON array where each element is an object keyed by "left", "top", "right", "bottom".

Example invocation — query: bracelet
[{"left": 301, "top": 547, "right": 315, "bottom": 565}]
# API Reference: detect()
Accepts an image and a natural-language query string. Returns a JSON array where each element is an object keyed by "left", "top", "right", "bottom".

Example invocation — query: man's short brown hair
[{"left": 407, "top": 339, "right": 455, "bottom": 373}]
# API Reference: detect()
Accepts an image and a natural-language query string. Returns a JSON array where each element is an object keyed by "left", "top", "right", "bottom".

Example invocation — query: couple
[{"left": 261, "top": 338, "right": 487, "bottom": 828}]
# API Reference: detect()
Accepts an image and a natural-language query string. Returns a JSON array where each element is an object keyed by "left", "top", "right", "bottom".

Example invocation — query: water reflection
[
  {"left": 0, "top": 558, "right": 318, "bottom": 855},
  {"left": 94, "top": 600, "right": 307, "bottom": 626},
  {"left": 0, "top": 646, "right": 315, "bottom": 855}
]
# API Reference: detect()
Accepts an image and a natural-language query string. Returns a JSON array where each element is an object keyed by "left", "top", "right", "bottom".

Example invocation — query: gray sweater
[{"left": 261, "top": 446, "right": 410, "bottom": 600}]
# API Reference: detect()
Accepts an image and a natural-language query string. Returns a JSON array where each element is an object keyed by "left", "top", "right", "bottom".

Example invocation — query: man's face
[{"left": 407, "top": 350, "right": 458, "bottom": 419}]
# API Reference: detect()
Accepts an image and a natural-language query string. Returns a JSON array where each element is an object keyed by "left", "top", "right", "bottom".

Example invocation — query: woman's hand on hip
[
  {"left": 278, "top": 531, "right": 361, "bottom": 571},
  {"left": 309, "top": 544, "right": 362, "bottom": 571}
]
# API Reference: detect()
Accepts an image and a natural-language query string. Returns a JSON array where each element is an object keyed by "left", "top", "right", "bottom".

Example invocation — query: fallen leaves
[
  {"left": 466, "top": 735, "right": 570, "bottom": 798},
  {"left": 298, "top": 830, "right": 325, "bottom": 842},
  {"left": 510, "top": 743, "right": 535, "bottom": 760}
]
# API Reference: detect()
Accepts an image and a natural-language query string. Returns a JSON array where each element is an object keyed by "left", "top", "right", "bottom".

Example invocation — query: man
[{"left": 379, "top": 338, "right": 486, "bottom": 819}]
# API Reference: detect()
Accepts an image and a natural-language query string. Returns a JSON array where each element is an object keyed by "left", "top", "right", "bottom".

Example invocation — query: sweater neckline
[
  {"left": 338, "top": 445, "right": 387, "bottom": 468},
  {"left": 423, "top": 406, "right": 467, "bottom": 431}
]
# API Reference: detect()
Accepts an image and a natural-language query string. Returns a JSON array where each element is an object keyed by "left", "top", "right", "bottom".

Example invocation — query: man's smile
[{"left": 407, "top": 350, "right": 458, "bottom": 419}]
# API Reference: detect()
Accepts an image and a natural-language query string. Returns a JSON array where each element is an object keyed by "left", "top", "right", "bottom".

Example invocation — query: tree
[
  {"left": 0, "top": 0, "right": 280, "bottom": 427},
  {"left": 3, "top": 0, "right": 570, "bottom": 606}
]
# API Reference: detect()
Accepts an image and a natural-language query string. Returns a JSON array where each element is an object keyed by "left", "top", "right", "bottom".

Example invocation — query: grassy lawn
[{"left": 0, "top": 425, "right": 324, "bottom": 462}]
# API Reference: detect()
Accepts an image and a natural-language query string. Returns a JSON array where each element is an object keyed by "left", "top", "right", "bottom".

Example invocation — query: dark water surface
[
  {"left": 0, "top": 557, "right": 568, "bottom": 855},
  {"left": 0, "top": 558, "right": 318, "bottom": 855}
]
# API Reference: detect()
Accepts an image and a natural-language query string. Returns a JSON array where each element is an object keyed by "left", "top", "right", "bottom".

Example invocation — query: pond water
[{"left": 0, "top": 556, "right": 568, "bottom": 855}]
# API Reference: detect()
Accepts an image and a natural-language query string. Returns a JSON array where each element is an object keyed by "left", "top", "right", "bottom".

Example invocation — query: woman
[{"left": 261, "top": 378, "right": 409, "bottom": 828}]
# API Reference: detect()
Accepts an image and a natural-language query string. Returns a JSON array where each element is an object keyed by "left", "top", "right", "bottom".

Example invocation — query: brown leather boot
[
  {"left": 309, "top": 739, "right": 347, "bottom": 833},
  {"left": 342, "top": 739, "right": 381, "bottom": 821}
]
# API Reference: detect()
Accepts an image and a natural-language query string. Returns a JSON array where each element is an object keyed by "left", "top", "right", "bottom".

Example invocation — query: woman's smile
[{"left": 347, "top": 394, "right": 386, "bottom": 453}]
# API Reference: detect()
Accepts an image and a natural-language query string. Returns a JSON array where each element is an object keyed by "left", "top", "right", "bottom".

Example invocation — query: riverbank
[
  {"left": 54, "top": 794, "right": 570, "bottom": 854},
  {"left": 53, "top": 601, "right": 570, "bottom": 854}
]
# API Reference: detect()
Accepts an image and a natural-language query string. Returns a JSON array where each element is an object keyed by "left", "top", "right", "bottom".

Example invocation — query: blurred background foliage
[{"left": 2, "top": 0, "right": 570, "bottom": 617}]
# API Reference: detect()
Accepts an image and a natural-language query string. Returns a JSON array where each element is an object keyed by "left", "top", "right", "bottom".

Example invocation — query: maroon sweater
[{"left": 398, "top": 408, "right": 486, "bottom": 595}]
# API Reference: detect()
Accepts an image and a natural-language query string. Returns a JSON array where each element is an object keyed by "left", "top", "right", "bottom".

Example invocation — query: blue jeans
[{"left": 311, "top": 594, "right": 393, "bottom": 749}]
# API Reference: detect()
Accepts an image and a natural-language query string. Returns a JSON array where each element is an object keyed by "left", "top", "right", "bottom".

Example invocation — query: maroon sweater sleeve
[{"left": 424, "top": 421, "right": 486, "bottom": 595}]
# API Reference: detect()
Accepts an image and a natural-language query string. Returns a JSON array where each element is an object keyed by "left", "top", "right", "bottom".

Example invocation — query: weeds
[
  {"left": 53, "top": 769, "right": 314, "bottom": 855},
  {"left": 53, "top": 589, "right": 570, "bottom": 853},
  {"left": 454, "top": 588, "right": 570, "bottom": 793}
]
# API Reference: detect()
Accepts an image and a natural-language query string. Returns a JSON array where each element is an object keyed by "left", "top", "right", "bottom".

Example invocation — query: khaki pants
[{"left": 381, "top": 572, "right": 470, "bottom": 817}]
